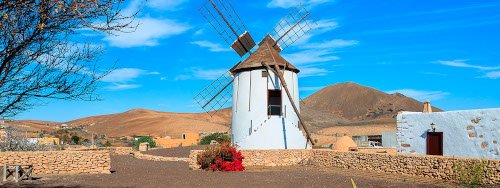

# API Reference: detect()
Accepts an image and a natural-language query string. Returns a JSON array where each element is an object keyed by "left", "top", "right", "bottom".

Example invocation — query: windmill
[{"left": 194, "top": 0, "right": 317, "bottom": 149}]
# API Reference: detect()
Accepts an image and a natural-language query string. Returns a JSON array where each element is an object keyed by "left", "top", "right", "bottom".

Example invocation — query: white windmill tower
[{"left": 195, "top": 0, "right": 317, "bottom": 149}]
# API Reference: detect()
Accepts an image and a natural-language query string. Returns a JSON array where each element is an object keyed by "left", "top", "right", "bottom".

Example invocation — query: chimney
[{"left": 423, "top": 99, "right": 433, "bottom": 113}]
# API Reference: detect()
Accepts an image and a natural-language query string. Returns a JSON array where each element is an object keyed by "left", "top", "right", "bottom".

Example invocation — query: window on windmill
[
  {"left": 182, "top": 133, "right": 186, "bottom": 140},
  {"left": 268, "top": 90, "right": 282, "bottom": 116},
  {"left": 262, "top": 70, "right": 268, "bottom": 77}
]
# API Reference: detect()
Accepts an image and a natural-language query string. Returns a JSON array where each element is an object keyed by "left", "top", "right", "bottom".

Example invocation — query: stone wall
[
  {"left": 355, "top": 147, "right": 397, "bottom": 154},
  {"left": 189, "top": 149, "right": 500, "bottom": 184},
  {"left": 189, "top": 150, "right": 312, "bottom": 168},
  {"left": 109, "top": 147, "right": 134, "bottom": 155},
  {"left": 0, "top": 150, "right": 111, "bottom": 175},
  {"left": 312, "top": 150, "right": 499, "bottom": 185},
  {"left": 70, "top": 147, "right": 134, "bottom": 156}
]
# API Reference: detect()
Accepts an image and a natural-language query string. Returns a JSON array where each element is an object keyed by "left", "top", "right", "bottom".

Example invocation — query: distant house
[
  {"left": 60, "top": 124, "right": 69, "bottom": 129},
  {"left": 397, "top": 108, "right": 500, "bottom": 159},
  {"left": 155, "top": 132, "right": 200, "bottom": 148},
  {"left": 40, "top": 137, "right": 60, "bottom": 145}
]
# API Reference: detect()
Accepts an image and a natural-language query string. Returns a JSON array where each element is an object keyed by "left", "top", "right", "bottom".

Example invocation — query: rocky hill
[
  {"left": 10, "top": 82, "right": 440, "bottom": 138},
  {"left": 302, "top": 82, "right": 441, "bottom": 122}
]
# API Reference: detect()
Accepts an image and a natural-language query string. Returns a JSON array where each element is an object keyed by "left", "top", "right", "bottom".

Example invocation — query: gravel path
[{"left": 2, "top": 155, "right": 453, "bottom": 188}]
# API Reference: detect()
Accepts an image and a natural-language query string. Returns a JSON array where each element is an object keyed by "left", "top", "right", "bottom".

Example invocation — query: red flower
[{"left": 197, "top": 143, "right": 245, "bottom": 172}]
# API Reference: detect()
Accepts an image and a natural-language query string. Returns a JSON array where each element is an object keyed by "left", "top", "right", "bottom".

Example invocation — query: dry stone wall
[
  {"left": 189, "top": 149, "right": 500, "bottom": 184},
  {"left": 189, "top": 150, "right": 312, "bottom": 168},
  {"left": 0, "top": 150, "right": 111, "bottom": 175},
  {"left": 312, "top": 150, "right": 499, "bottom": 185},
  {"left": 69, "top": 147, "right": 134, "bottom": 156}
]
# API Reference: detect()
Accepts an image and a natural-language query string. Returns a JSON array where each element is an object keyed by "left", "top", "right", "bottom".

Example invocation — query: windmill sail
[
  {"left": 199, "top": 0, "right": 256, "bottom": 57},
  {"left": 271, "top": 4, "right": 317, "bottom": 52},
  {"left": 193, "top": 71, "right": 234, "bottom": 116}
]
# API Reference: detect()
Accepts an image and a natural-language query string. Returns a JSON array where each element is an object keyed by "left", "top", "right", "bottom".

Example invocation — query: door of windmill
[{"left": 426, "top": 132, "right": 443, "bottom": 156}]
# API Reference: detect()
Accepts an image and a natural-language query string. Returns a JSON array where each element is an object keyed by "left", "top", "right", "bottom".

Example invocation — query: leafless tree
[
  {"left": 0, "top": 126, "right": 44, "bottom": 151},
  {"left": 0, "top": 0, "right": 140, "bottom": 117}
]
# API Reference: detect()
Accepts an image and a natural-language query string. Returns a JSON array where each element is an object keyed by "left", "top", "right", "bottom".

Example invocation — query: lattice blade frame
[
  {"left": 199, "top": 0, "right": 255, "bottom": 56},
  {"left": 271, "top": 3, "right": 317, "bottom": 51},
  {"left": 194, "top": 71, "right": 234, "bottom": 116}
]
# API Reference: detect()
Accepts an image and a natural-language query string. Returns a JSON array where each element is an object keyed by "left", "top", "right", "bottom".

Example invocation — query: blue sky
[{"left": 15, "top": 0, "right": 500, "bottom": 122}]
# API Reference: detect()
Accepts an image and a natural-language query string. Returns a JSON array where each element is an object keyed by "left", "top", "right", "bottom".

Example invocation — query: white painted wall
[
  {"left": 397, "top": 109, "right": 500, "bottom": 159},
  {"left": 382, "top": 131, "right": 397, "bottom": 148},
  {"left": 232, "top": 69, "right": 308, "bottom": 150}
]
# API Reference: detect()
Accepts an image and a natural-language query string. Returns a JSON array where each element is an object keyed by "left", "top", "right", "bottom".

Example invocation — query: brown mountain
[
  {"left": 10, "top": 82, "right": 440, "bottom": 139},
  {"left": 302, "top": 82, "right": 442, "bottom": 122},
  {"left": 65, "top": 108, "right": 231, "bottom": 137}
]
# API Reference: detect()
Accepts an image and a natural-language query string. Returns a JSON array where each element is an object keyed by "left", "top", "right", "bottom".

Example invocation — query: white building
[
  {"left": 231, "top": 36, "right": 308, "bottom": 150},
  {"left": 397, "top": 108, "right": 500, "bottom": 159}
]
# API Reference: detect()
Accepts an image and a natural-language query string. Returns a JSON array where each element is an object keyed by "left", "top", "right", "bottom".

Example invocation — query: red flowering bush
[{"left": 196, "top": 143, "right": 245, "bottom": 171}]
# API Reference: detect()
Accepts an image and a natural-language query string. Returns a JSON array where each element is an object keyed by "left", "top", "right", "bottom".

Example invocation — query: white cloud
[
  {"left": 314, "top": 19, "right": 339, "bottom": 33},
  {"left": 437, "top": 60, "right": 500, "bottom": 71},
  {"left": 274, "top": 19, "right": 351, "bottom": 78},
  {"left": 123, "top": 0, "right": 188, "bottom": 15},
  {"left": 301, "top": 39, "right": 358, "bottom": 49},
  {"left": 191, "top": 41, "right": 231, "bottom": 52},
  {"left": 101, "top": 68, "right": 159, "bottom": 90},
  {"left": 386, "top": 89, "right": 450, "bottom": 101},
  {"left": 175, "top": 68, "right": 227, "bottom": 81},
  {"left": 102, "top": 68, "right": 157, "bottom": 83},
  {"left": 194, "top": 29, "right": 205, "bottom": 36},
  {"left": 485, "top": 71, "right": 500, "bottom": 79},
  {"left": 104, "top": 18, "right": 190, "bottom": 48},
  {"left": 292, "top": 19, "right": 339, "bottom": 46},
  {"left": 284, "top": 50, "right": 339, "bottom": 65},
  {"left": 267, "top": 0, "right": 332, "bottom": 9},
  {"left": 147, "top": 0, "right": 189, "bottom": 10},
  {"left": 107, "top": 84, "right": 142, "bottom": 91},
  {"left": 437, "top": 59, "right": 500, "bottom": 79},
  {"left": 298, "top": 67, "right": 332, "bottom": 78}
]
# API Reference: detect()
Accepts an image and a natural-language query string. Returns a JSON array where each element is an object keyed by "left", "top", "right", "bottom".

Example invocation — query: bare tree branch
[{"left": 0, "top": 0, "right": 141, "bottom": 117}]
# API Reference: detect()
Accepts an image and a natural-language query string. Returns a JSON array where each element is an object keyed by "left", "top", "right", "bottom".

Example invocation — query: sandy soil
[
  {"left": 1, "top": 155, "right": 455, "bottom": 188},
  {"left": 143, "top": 145, "right": 209, "bottom": 158}
]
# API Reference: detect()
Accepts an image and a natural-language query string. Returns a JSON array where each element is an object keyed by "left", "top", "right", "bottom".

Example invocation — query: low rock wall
[
  {"left": 0, "top": 150, "right": 111, "bottom": 175},
  {"left": 189, "top": 150, "right": 312, "bottom": 168},
  {"left": 108, "top": 147, "right": 134, "bottom": 155},
  {"left": 189, "top": 149, "right": 500, "bottom": 184},
  {"left": 312, "top": 150, "right": 499, "bottom": 185},
  {"left": 69, "top": 147, "right": 134, "bottom": 156}
]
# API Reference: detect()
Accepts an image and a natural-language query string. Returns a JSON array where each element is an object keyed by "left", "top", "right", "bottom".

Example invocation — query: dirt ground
[
  {"left": 142, "top": 145, "right": 208, "bottom": 158},
  {"left": 2, "top": 154, "right": 455, "bottom": 188}
]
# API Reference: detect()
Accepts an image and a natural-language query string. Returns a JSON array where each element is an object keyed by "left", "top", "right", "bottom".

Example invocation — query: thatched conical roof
[{"left": 230, "top": 35, "right": 299, "bottom": 74}]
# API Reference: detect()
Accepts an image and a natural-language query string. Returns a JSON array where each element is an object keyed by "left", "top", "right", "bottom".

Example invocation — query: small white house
[{"left": 397, "top": 108, "right": 500, "bottom": 159}]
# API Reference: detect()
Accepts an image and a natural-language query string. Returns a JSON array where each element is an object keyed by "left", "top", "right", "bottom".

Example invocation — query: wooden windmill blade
[
  {"left": 270, "top": 3, "right": 318, "bottom": 52},
  {"left": 193, "top": 70, "right": 235, "bottom": 116},
  {"left": 199, "top": 0, "right": 256, "bottom": 57}
]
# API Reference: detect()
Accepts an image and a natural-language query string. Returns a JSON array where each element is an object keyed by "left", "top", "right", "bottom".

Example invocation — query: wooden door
[{"left": 426, "top": 132, "right": 443, "bottom": 156}]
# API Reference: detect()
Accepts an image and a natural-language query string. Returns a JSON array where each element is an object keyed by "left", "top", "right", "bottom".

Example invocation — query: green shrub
[
  {"left": 70, "top": 135, "right": 81, "bottom": 145},
  {"left": 454, "top": 161, "right": 487, "bottom": 187},
  {"left": 104, "top": 140, "right": 112, "bottom": 147},
  {"left": 199, "top": 133, "right": 230, "bottom": 145},
  {"left": 132, "top": 136, "right": 156, "bottom": 149}
]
